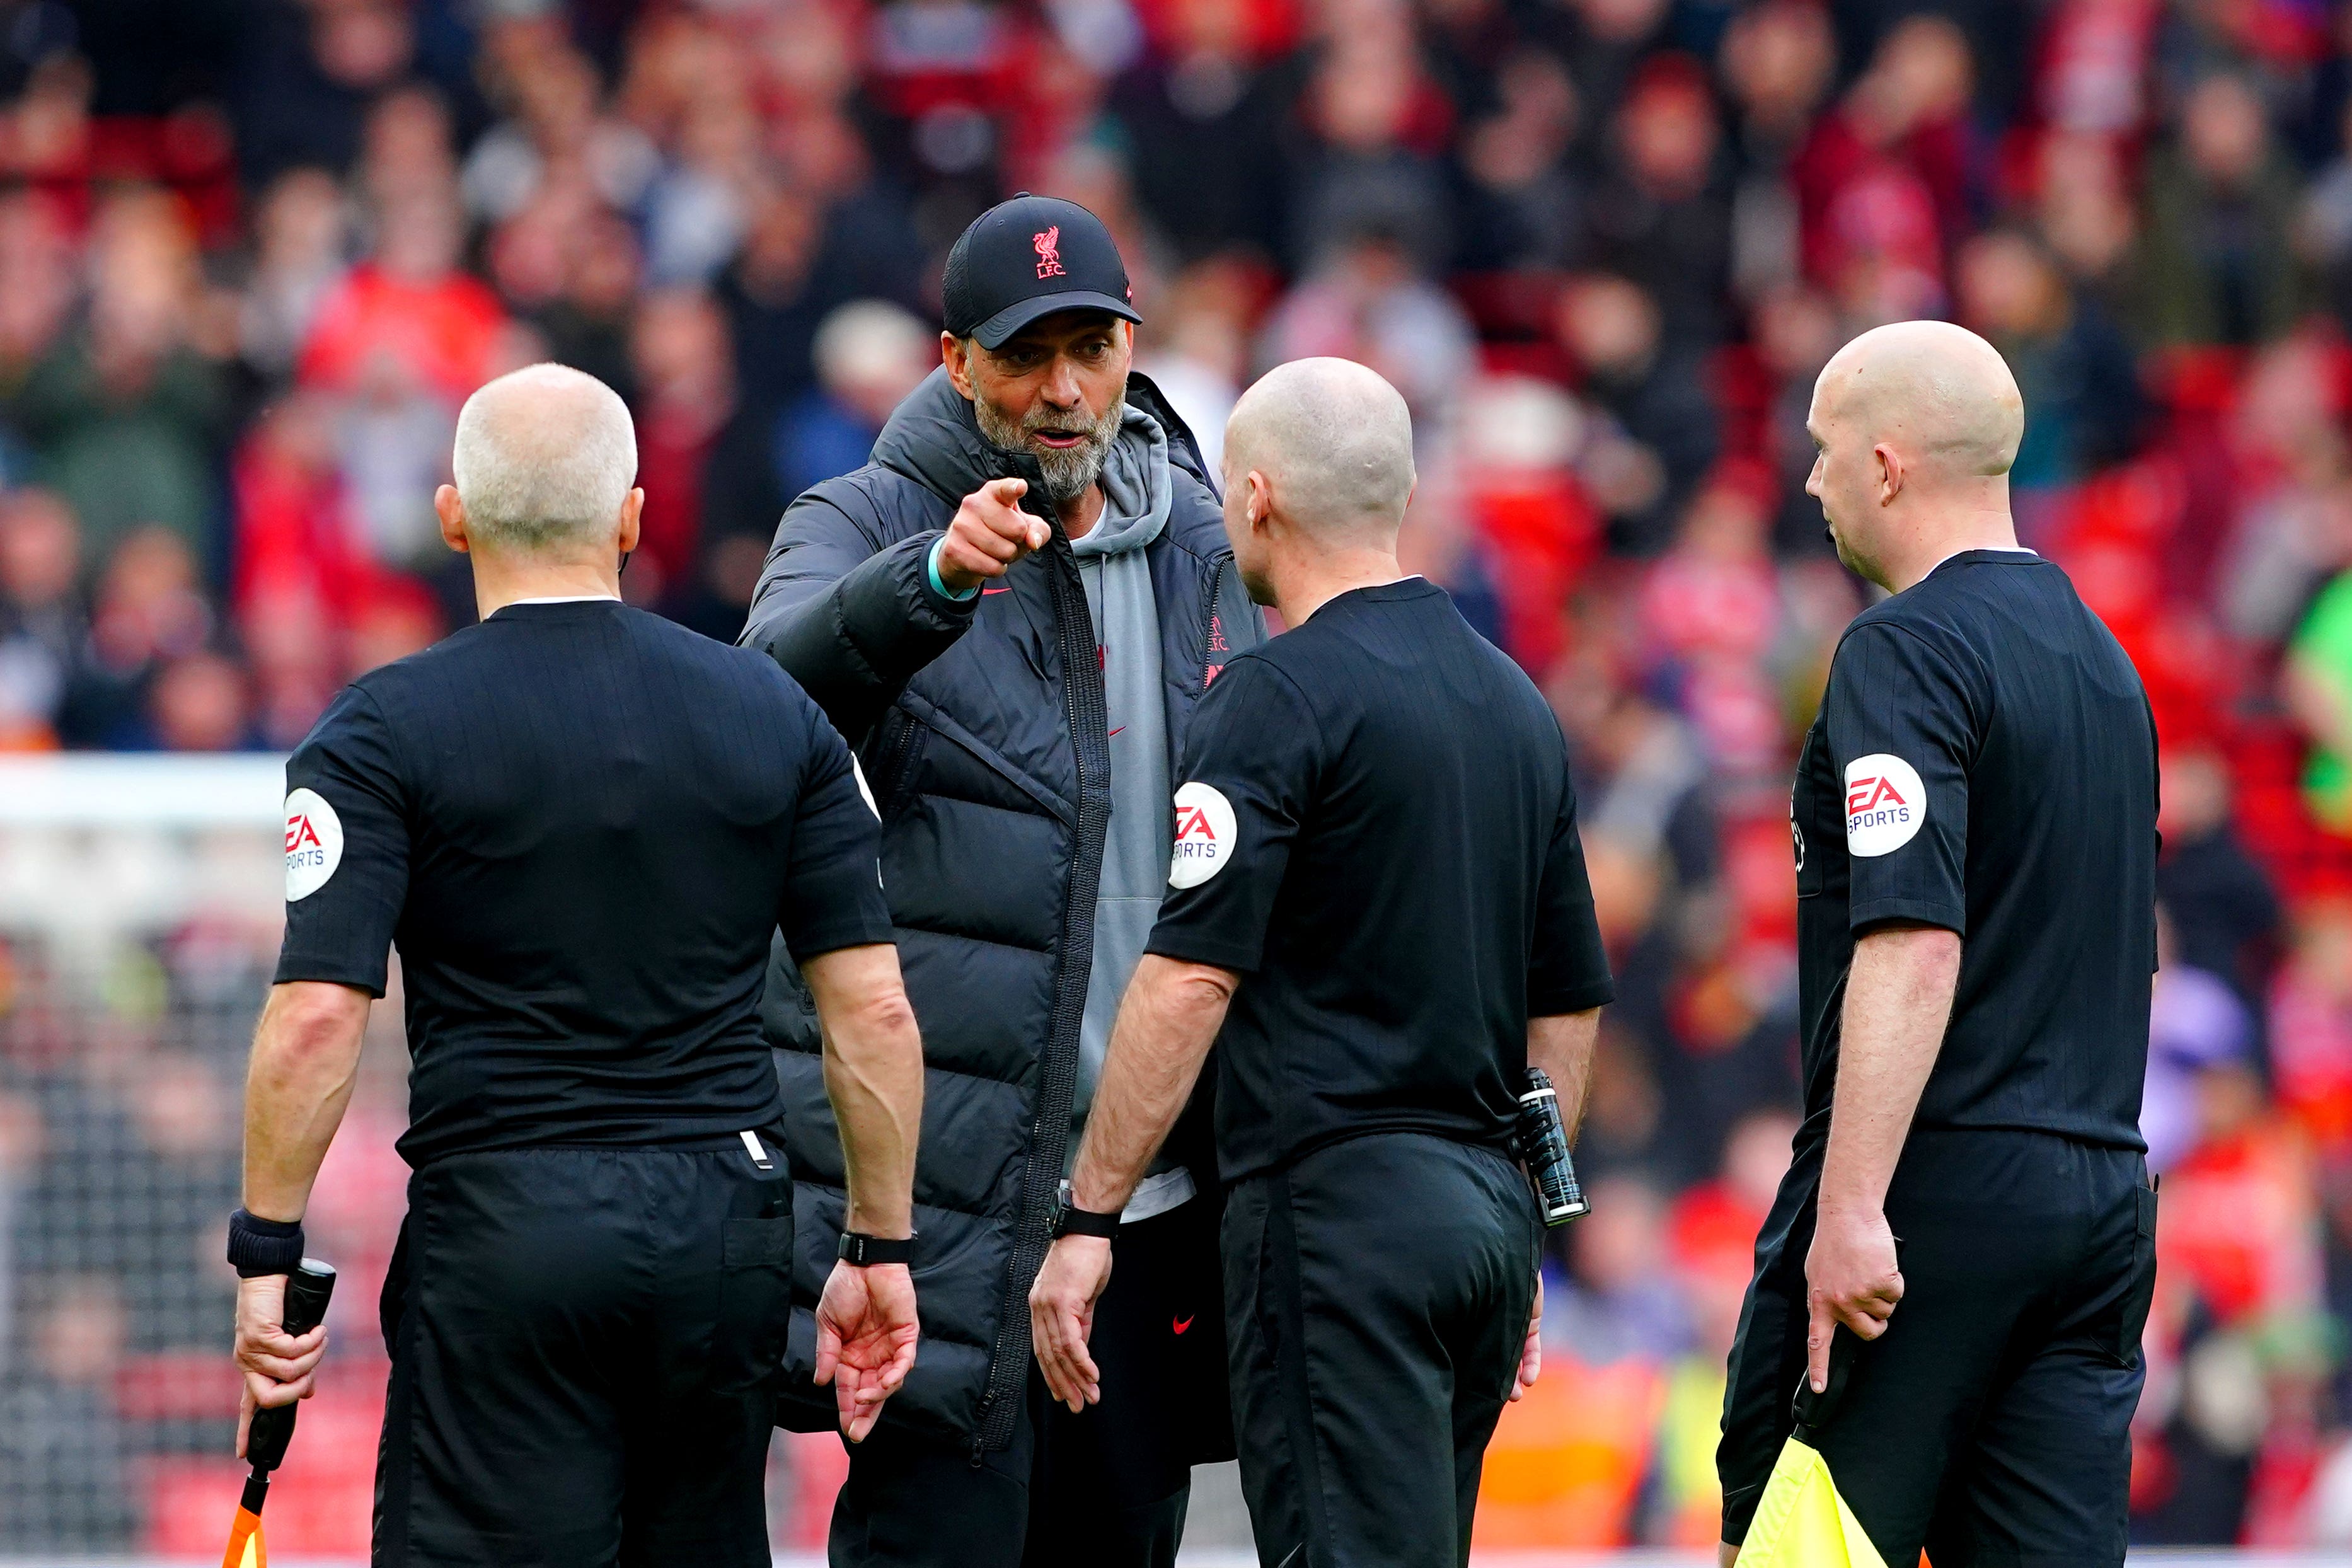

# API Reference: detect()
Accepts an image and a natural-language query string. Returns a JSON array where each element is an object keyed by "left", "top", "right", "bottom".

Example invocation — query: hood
[
  {"left": 870, "top": 366, "right": 1219, "bottom": 514},
  {"left": 1071, "top": 405, "right": 1172, "bottom": 560}
]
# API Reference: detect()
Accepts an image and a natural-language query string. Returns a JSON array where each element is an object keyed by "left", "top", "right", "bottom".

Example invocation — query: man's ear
[
  {"left": 434, "top": 485, "right": 470, "bottom": 555},
  {"left": 942, "top": 332, "right": 974, "bottom": 400},
  {"left": 618, "top": 488, "right": 645, "bottom": 556},
  {"left": 1874, "top": 444, "right": 1905, "bottom": 507},
  {"left": 1246, "top": 470, "right": 1274, "bottom": 533}
]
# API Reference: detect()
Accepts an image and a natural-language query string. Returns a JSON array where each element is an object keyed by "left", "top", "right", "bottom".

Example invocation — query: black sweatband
[
  {"left": 838, "top": 1232, "right": 914, "bottom": 1266},
  {"left": 227, "top": 1209, "right": 306, "bottom": 1279}
]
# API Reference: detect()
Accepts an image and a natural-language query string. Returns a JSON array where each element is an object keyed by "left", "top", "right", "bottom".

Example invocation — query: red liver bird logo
[{"left": 1033, "top": 226, "right": 1066, "bottom": 280}]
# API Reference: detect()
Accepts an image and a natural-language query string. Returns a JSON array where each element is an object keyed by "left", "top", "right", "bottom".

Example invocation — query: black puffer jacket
[{"left": 743, "top": 368, "right": 1263, "bottom": 1453}]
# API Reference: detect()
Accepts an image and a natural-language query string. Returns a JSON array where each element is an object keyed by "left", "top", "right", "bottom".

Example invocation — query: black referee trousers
[
  {"left": 1223, "top": 1132, "right": 1541, "bottom": 1568},
  {"left": 374, "top": 1142, "right": 793, "bottom": 1568},
  {"left": 1720, "top": 1127, "right": 2156, "bottom": 1567}
]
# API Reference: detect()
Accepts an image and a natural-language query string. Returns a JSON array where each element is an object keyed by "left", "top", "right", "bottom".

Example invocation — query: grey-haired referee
[{"left": 231, "top": 364, "right": 926, "bottom": 1567}]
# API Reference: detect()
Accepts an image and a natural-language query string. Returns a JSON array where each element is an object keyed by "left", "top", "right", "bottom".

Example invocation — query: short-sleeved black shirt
[
  {"left": 275, "top": 600, "right": 894, "bottom": 1168},
  {"left": 1792, "top": 551, "right": 2158, "bottom": 1151},
  {"left": 1145, "top": 580, "right": 1614, "bottom": 1184}
]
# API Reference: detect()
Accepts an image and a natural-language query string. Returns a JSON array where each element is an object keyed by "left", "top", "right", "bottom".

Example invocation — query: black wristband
[
  {"left": 227, "top": 1209, "right": 306, "bottom": 1279},
  {"left": 1051, "top": 1196, "right": 1121, "bottom": 1240},
  {"left": 838, "top": 1232, "right": 914, "bottom": 1266}
]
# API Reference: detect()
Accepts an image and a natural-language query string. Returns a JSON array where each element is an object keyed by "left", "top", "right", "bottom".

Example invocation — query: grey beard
[{"left": 976, "top": 389, "right": 1125, "bottom": 505}]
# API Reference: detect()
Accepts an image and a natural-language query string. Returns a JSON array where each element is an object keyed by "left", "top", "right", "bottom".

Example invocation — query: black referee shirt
[
  {"left": 274, "top": 599, "right": 894, "bottom": 1168},
  {"left": 1145, "top": 579, "right": 1615, "bottom": 1184},
  {"left": 1792, "top": 550, "right": 2158, "bottom": 1151}
]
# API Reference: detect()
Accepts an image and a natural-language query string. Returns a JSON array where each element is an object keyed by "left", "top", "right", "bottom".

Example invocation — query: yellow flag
[
  {"left": 221, "top": 1504, "right": 266, "bottom": 1568},
  {"left": 1736, "top": 1436, "right": 1888, "bottom": 1568}
]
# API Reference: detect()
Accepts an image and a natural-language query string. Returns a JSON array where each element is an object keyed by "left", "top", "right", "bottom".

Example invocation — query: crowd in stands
[{"left": 9, "top": 0, "right": 2352, "bottom": 1550}]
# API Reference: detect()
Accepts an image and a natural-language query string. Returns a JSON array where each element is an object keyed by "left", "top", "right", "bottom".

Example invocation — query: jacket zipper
[
  {"left": 972, "top": 478, "right": 1113, "bottom": 1460},
  {"left": 1199, "top": 557, "right": 1230, "bottom": 689}
]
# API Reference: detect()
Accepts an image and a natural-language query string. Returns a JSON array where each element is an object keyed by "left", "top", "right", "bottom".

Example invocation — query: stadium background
[{"left": 4, "top": 0, "right": 2352, "bottom": 1557}]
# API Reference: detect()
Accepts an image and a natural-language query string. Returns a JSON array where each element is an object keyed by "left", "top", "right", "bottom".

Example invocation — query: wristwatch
[
  {"left": 1051, "top": 1179, "right": 1120, "bottom": 1241},
  {"left": 838, "top": 1231, "right": 914, "bottom": 1265}
]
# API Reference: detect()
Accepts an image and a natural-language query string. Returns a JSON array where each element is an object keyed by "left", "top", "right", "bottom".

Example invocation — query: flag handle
[{"left": 223, "top": 1259, "right": 337, "bottom": 1568}]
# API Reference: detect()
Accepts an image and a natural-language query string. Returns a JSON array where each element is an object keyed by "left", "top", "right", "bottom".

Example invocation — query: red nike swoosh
[
  {"left": 1172, "top": 1314, "right": 1194, "bottom": 1335},
  {"left": 982, "top": 585, "right": 1014, "bottom": 595},
  {"left": 1108, "top": 727, "right": 1124, "bottom": 738}
]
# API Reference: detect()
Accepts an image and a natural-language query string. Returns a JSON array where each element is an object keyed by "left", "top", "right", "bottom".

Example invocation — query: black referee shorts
[
  {"left": 374, "top": 1141, "right": 793, "bottom": 1568},
  {"left": 1719, "top": 1127, "right": 2156, "bottom": 1567},
  {"left": 1223, "top": 1132, "right": 1540, "bottom": 1568},
  {"left": 827, "top": 1194, "right": 1231, "bottom": 1568}
]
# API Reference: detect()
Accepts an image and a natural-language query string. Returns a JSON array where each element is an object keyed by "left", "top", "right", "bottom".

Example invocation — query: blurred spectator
[
  {"left": 1955, "top": 228, "right": 2143, "bottom": 500},
  {"left": 238, "top": 168, "right": 353, "bottom": 381},
  {"left": 1281, "top": 1, "right": 1455, "bottom": 272},
  {"left": 0, "top": 1276, "right": 135, "bottom": 1549},
  {"left": 1555, "top": 272, "right": 1719, "bottom": 552},
  {"left": 299, "top": 190, "right": 508, "bottom": 404},
  {"left": 1450, "top": 50, "right": 1581, "bottom": 271},
  {"left": 1790, "top": 14, "right": 1976, "bottom": 321},
  {"left": 1717, "top": 0, "right": 1835, "bottom": 302},
  {"left": 0, "top": 488, "right": 84, "bottom": 750},
  {"left": 628, "top": 287, "right": 780, "bottom": 610},
  {"left": 126, "top": 652, "right": 258, "bottom": 754},
  {"left": 9, "top": 190, "right": 230, "bottom": 572},
  {"left": 1257, "top": 229, "right": 1479, "bottom": 418},
  {"left": 2136, "top": 72, "right": 2303, "bottom": 348},
  {"left": 2269, "top": 900, "right": 2352, "bottom": 1157},
  {"left": 76, "top": 527, "right": 212, "bottom": 749},
  {"left": 1576, "top": 55, "right": 1731, "bottom": 351},
  {"left": 2159, "top": 747, "right": 2285, "bottom": 1007},
  {"left": 2290, "top": 568, "right": 2352, "bottom": 834},
  {"left": 1110, "top": 0, "right": 1289, "bottom": 262},
  {"left": 1548, "top": 1177, "right": 1695, "bottom": 1363},
  {"left": 2147, "top": 906, "right": 2257, "bottom": 1173},
  {"left": 775, "top": 301, "right": 934, "bottom": 501}
]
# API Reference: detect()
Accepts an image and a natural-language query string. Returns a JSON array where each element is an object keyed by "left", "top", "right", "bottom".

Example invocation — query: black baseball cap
[{"left": 942, "top": 194, "right": 1141, "bottom": 351}]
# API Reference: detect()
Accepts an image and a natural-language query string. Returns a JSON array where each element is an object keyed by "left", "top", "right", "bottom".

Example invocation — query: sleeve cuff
[
  {"left": 1529, "top": 979, "right": 1615, "bottom": 1015},
  {"left": 1848, "top": 897, "right": 1965, "bottom": 938},
  {"left": 785, "top": 919, "right": 900, "bottom": 961},
  {"left": 1144, "top": 930, "right": 1263, "bottom": 976},
  {"left": 926, "top": 537, "right": 979, "bottom": 602},
  {"left": 270, "top": 957, "right": 388, "bottom": 999}
]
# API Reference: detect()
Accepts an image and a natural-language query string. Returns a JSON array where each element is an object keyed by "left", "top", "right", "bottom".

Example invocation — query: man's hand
[
  {"left": 1029, "top": 1234, "right": 1113, "bottom": 1413},
  {"left": 233, "top": 1272, "right": 327, "bottom": 1460},
  {"left": 1804, "top": 1204, "right": 1901, "bottom": 1393},
  {"left": 1509, "top": 1273, "right": 1543, "bottom": 1401},
  {"left": 936, "top": 477, "right": 1051, "bottom": 595},
  {"left": 814, "top": 1260, "right": 919, "bottom": 1443}
]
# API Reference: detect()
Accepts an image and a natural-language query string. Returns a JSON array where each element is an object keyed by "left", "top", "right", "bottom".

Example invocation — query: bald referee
[
  {"left": 1030, "top": 359, "right": 1614, "bottom": 1567},
  {"left": 1717, "top": 323, "right": 2160, "bottom": 1567},
  {"left": 231, "top": 366, "right": 926, "bottom": 1567}
]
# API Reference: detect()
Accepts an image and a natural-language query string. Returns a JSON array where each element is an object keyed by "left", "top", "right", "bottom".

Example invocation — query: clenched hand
[{"left": 935, "top": 478, "right": 1051, "bottom": 596}]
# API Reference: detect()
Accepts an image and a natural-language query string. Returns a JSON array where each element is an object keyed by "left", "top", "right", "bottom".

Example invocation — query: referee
[
  {"left": 231, "top": 365, "right": 926, "bottom": 1566},
  {"left": 1717, "top": 323, "right": 2159, "bottom": 1567},
  {"left": 1030, "top": 359, "right": 1615, "bottom": 1567}
]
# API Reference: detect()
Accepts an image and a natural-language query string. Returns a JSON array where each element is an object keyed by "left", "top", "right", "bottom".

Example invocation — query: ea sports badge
[
  {"left": 1168, "top": 781, "right": 1236, "bottom": 889},
  {"left": 284, "top": 788, "right": 344, "bottom": 901},
  {"left": 1842, "top": 754, "right": 1926, "bottom": 857}
]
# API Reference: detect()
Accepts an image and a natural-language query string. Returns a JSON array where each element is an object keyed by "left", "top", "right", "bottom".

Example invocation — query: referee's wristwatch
[
  {"left": 1050, "top": 1179, "right": 1120, "bottom": 1241},
  {"left": 838, "top": 1231, "right": 914, "bottom": 1266}
]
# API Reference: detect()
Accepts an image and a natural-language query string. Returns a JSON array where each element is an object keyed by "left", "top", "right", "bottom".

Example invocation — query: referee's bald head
[
  {"left": 1224, "top": 358, "right": 1416, "bottom": 542},
  {"left": 450, "top": 364, "right": 639, "bottom": 555},
  {"left": 1813, "top": 321, "right": 2024, "bottom": 485},
  {"left": 1805, "top": 321, "right": 2026, "bottom": 591}
]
